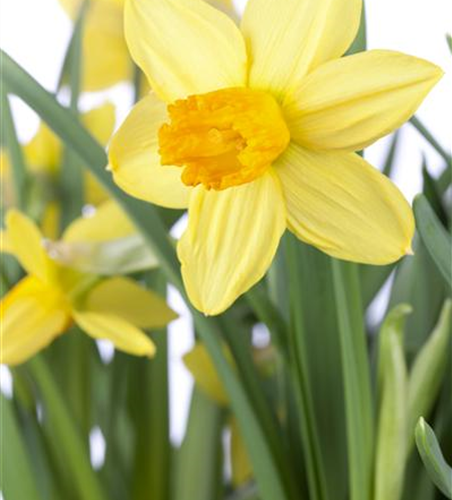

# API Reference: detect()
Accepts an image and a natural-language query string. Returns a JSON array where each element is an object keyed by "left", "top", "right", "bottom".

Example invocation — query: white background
[{"left": 1, "top": 0, "right": 451, "bottom": 448}]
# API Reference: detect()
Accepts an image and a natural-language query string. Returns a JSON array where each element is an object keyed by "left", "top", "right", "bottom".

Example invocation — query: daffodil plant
[
  {"left": 1, "top": 206, "right": 176, "bottom": 365},
  {"left": 1, "top": 1, "right": 451, "bottom": 500}
]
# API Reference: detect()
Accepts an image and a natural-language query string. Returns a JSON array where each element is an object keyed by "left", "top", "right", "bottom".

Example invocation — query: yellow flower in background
[
  {"left": 1, "top": 102, "right": 115, "bottom": 237},
  {"left": 0, "top": 207, "right": 177, "bottom": 366},
  {"left": 57, "top": 0, "right": 237, "bottom": 91},
  {"left": 109, "top": 0, "right": 442, "bottom": 315}
]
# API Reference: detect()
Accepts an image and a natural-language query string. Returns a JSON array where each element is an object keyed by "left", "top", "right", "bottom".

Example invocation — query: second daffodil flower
[
  {"left": 109, "top": 0, "right": 443, "bottom": 315},
  {"left": 0, "top": 207, "right": 176, "bottom": 366}
]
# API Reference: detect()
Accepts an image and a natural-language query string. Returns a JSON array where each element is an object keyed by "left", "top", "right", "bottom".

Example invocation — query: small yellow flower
[
  {"left": 109, "top": 0, "right": 443, "bottom": 315},
  {"left": 0, "top": 207, "right": 177, "bottom": 366},
  {"left": 58, "top": 0, "right": 237, "bottom": 91}
]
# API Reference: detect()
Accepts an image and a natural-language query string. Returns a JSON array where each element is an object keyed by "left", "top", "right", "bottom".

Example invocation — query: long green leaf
[
  {"left": 1, "top": 50, "right": 291, "bottom": 500},
  {"left": 331, "top": 260, "right": 373, "bottom": 500},
  {"left": 59, "top": 1, "right": 88, "bottom": 227},
  {"left": 28, "top": 356, "right": 107, "bottom": 500},
  {"left": 374, "top": 304, "right": 410, "bottom": 500},
  {"left": 408, "top": 299, "right": 452, "bottom": 449},
  {"left": 415, "top": 418, "right": 452, "bottom": 498},
  {"left": 285, "top": 235, "right": 329, "bottom": 500},
  {"left": 1, "top": 88, "right": 28, "bottom": 210},
  {"left": 410, "top": 116, "right": 452, "bottom": 168},
  {"left": 413, "top": 194, "right": 452, "bottom": 289},
  {"left": 0, "top": 396, "right": 42, "bottom": 500},
  {"left": 174, "top": 389, "right": 224, "bottom": 500}
]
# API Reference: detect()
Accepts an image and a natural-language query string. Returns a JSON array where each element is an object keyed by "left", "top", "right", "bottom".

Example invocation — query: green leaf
[
  {"left": 408, "top": 300, "right": 452, "bottom": 448},
  {"left": 446, "top": 34, "right": 452, "bottom": 55},
  {"left": 415, "top": 418, "right": 452, "bottom": 498},
  {"left": 421, "top": 161, "right": 448, "bottom": 226},
  {"left": 288, "top": 242, "right": 349, "bottom": 500},
  {"left": 0, "top": 51, "right": 292, "bottom": 500},
  {"left": 59, "top": 2, "right": 89, "bottom": 227},
  {"left": 27, "top": 356, "right": 107, "bottom": 500},
  {"left": 284, "top": 235, "right": 330, "bottom": 500},
  {"left": 174, "top": 389, "right": 224, "bottom": 500},
  {"left": 410, "top": 116, "right": 452, "bottom": 168},
  {"left": 1, "top": 87, "right": 28, "bottom": 210},
  {"left": 374, "top": 304, "right": 410, "bottom": 500},
  {"left": 331, "top": 260, "right": 374, "bottom": 500},
  {"left": 413, "top": 194, "right": 452, "bottom": 289},
  {"left": 129, "top": 273, "right": 171, "bottom": 500},
  {"left": 0, "top": 396, "right": 42, "bottom": 500}
]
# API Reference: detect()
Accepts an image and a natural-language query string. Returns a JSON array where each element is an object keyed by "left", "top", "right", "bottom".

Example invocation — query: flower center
[{"left": 158, "top": 88, "right": 290, "bottom": 190}]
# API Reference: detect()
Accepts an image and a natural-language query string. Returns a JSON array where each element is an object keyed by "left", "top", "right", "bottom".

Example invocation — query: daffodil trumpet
[
  {"left": 0, "top": 205, "right": 176, "bottom": 366},
  {"left": 110, "top": 0, "right": 443, "bottom": 315}
]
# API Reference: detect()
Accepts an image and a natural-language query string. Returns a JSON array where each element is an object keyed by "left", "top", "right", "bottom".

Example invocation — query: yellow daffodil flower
[
  {"left": 0, "top": 206, "right": 176, "bottom": 366},
  {"left": 109, "top": 0, "right": 443, "bottom": 315},
  {"left": 58, "top": 0, "right": 236, "bottom": 91}
]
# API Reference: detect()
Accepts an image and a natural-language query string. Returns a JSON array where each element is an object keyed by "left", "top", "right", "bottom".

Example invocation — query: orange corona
[{"left": 158, "top": 88, "right": 290, "bottom": 190}]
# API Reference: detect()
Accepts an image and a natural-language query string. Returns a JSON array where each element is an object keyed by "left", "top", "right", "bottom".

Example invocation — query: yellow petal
[
  {"left": 230, "top": 418, "right": 253, "bottom": 486},
  {"left": 73, "top": 310, "right": 156, "bottom": 357},
  {"left": 276, "top": 144, "right": 414, "bottom": 264},
  {"left": 6, "top": 210, "right": 54, "bottom": 283},
  {"left": 109, "top": 93, "right": 191, "bottom": 208},
  {"left": 0, "top": 229, "right": 13, "bottom": 254},
  {"left": 80, "top": 103, "right": 116, "bottom": 204},
  {"left": 183, "top": 343, "right": 230, "bottom": 406},
  {"left": 178, "top": 171, "right": 286, "bottom": 315},
  {"left": 0, "top": 277, "right": 70, "bottom": 366},
  {"left": 284, "top": 50, "right": 444, "bottom": 152},
  {"left": 124, "top": 0, "right": 247, "bottom": 102},
  {"left": 63, "top": 200, "right": 135, "bottom": 243},
  {"left": 241, "top": 0, "right": 362, "bottom": 100},
  {"left": 24, "top": 123, "right": 61, "bottom": 175},
  {"left": 60, "top": 0, "right": 131, "bottom": 91},
  {"left": 41, "top": 202, "right": 61, "bottom": 240},
  {"left": 84, "top": 172, "right": 109, "bottom": 206},
  {"left": 84, "top": 276, "right": 177, "bottom": 329},
  {"left": 81, "top": 102, "right": 116, "bottom": 146},
  {"left": 58, "top": 0, "right": 124, "bottom": 18}
]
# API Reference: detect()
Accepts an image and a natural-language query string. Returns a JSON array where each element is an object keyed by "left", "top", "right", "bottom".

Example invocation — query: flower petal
[
  {"left": 0, "top": 277, "right": 70, "bottom": 366},
  {"left": 6, "top": 210, "right": 53, "bottom": 283},
  {"left": 183, "top": 343, "right": 230, "bottom": 406},
  {"left": 284, "top": 50, "right": 444, "bottom": 151},
  {"left": 81, "top": 102, "right": 116, "bottom": 146},
  {"left": 124, "top": 0, "right": 247, "bottom": 102},
  {"left": 24, "top": 123, "right": 61, "bottom": 175},
  {"left": 178, "top": 171, "right": 286, "bottom": 315},
  {"left": 59, "top": 0, "right": 130, "bottom": 91},
  {"left": 63, "top": 201, "right": 135, "bottom": 243},
  {"left": 109, "top": 93, "right": 191, "bottom": 209},
  {"left": 276, "top": 144, "right": 414, "bottom": 264},
  {"left": 84, "top": 276, "right": 177, "bottom": 329},
  {"left": 81, "top": 1, "right": 131, "bottom": 91},
  {"left": 73, "top": 310, "right": 156, "bottom": 357},
  {"left": 241, "top": 0, "right": 361, "bottom": 99}
]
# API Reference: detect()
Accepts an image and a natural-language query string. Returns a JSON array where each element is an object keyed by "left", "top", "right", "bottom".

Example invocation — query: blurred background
[{"left": 1, "top": 0, "right": 451, "bottom": 459}]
